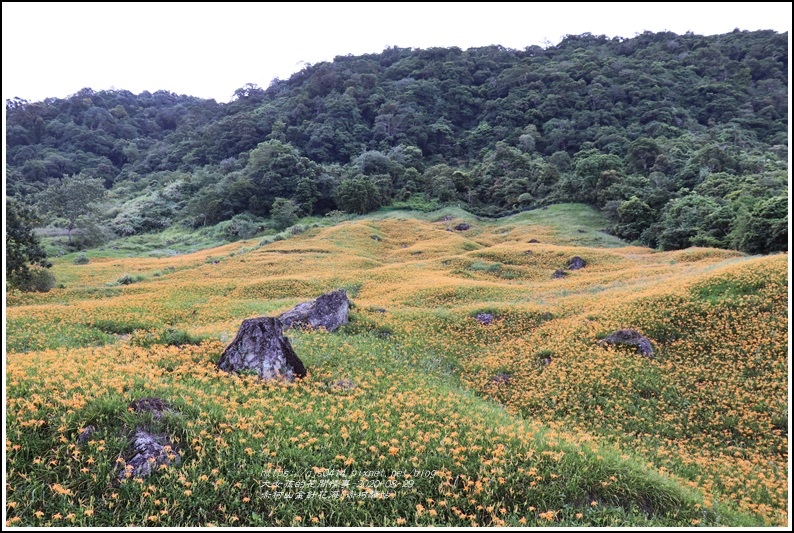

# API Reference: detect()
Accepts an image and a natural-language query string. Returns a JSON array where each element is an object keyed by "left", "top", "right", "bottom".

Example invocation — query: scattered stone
[
  {"left": 217, "top": 317, "right": 307, "bottom": 381},
  {"left": 567, "top": 256, "right": 586, "bottom": 270},
  {"left": 491, "top": 373, "right": 512, "bottom": 385},
  {"left": 600, "top": 329, "right": 654, "bottom": 358},
  {"left": 331, "top": 379, "right": 356, "bottom": 390},
  {"left": 540, "top": 356, "right": 553, "bottom": 365},
  {"left": 129, "top": 397, "right": 175, "bottom": 419},
  {"left": 454, "top": 223, "right": 470, "bottom": 231},
  {"left": 213, "top": 259, "right": 220, "bottom": 264},
  {"left": 370, "top": 235, "right": 381, "bottom": 241},
  {"left": 279, "top": 289, "right": 350, "bottom": 332},
  {"left": 528, "top": 239, "right": 540, "bottom": 243},
  {"left": 77, "top": 425, "right": 96, "bottom": 445},
  {"left": 525, "top": 250, "right": 533, "bottom": 255},
  {"left": 475, "top": 313, "right": 495, "bottom": 325},
  {"left": 540, "top": 312, "right": 554, "bottom": 320},
  {"left": 577, "top": 229, "right": 586, "bottom": 233},
  {"left": 436, "top": 214, "right": 455, "bottom": 222},
  {"left": 552, "top": 269, "right": 567, "bottom": 279},
  {"left": 118, "top": 429, "right": 181, "bottom": 480}
]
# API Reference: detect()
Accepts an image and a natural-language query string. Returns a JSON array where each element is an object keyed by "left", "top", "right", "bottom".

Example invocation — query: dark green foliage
[
  {"left": 270, "top": 197, "right": 300, "bottom": 230},
  {"left": 5, "top": 30, "right": 788, "bottom": 254},
  {"left": 732, "top": 195, "right": 788, "bottom": 254},
  {"left": 615, "top": 196, "right": 656, "bottom": 242},
  {"left": 14, "top": 267, "right": 57, "bottom": 292},
  {"left": 36, "top": 173, "right": 106, "bottom": 245},
  {"left": 6, "top": 198, "right": 51, "bottom": 290},
  {"left": 656, "top": 195, "right": 727, "bottom": 250},
  {"left": 334, "top": 175, "right": 382, "bottom": 214}
]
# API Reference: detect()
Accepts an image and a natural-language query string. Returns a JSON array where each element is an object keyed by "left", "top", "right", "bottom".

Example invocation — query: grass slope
[{"left": 5, "top": 204, "right": 788, "bottom": 526}]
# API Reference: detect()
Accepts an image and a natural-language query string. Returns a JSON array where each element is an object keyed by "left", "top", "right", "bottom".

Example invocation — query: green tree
[
  {"left": 656, "top": 194, "right": 727, "bottom": 250},
  {"left": 38, "top": 174, "right": 106, "bottom": 245},
  {"left": 6, "top": 198, "right": 51, "bottom": 290},
  {"left": 271, "top": 197, "right": 300, "bottom": 230},
  {"left": 615, "top": 196, "right": 656, "bottom": 241},
  {"left": 334, "top": 175, "right": 382, "bottom": 215},
  {"left": 732, "top": 195, "right": 788, "bottom": 254}
]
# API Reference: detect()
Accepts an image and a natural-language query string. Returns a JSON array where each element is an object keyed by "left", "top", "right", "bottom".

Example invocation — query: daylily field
[{"left": 5, "top": 205, "right": 789, "bottom": 526}]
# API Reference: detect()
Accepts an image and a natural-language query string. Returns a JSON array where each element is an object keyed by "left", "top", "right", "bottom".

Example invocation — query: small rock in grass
[
  {"left": 599, "top": 329, "right": 654, "bottom": 358},
  {"left": 475, "top": 313, "right": 494, "bottom": 325}
]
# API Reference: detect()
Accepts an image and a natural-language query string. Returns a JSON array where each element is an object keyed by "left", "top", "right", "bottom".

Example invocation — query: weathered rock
[
  {"left": 600, "top": 329, "right": 654, "bottom": 358},
  {"left": 454, "top": 223, "right": 470, "bottom": 231},
  {"left": 118, "top": 429, "right": 180, "bottom": 480},
  {"left": 331, "top": 379, "right": 356, "bottom": 390},
  {"left": 491, "top": 373, "right": 512, "bottom": 385},
  {"left": 568, "top": 256, "right": 586, "bottom": 270},
  {"left": 129, "top": 397, "right": 175, "bottom": 419},
  {"left": 475, "top": 313, "right": 494, "bottom": 325},
  {"left": 77, "top": 425, "right": 96, "bottom": 445},
  {"left": 279, "top": 289, "right": 350, "bottom": 332},
  {"left": 552, "top": 269, "right": 567, "bottom": 279},
  {"left": 217, "top": 317, "right": 306, "bottom": 381}
]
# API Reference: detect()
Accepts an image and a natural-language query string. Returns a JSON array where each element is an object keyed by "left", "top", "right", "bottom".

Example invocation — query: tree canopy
[
  {"left": 6, "top": 198, "right": 51, "bottom": 290},
  {"left": 5, "top": 29, "right": 788, "bottom": 254}
]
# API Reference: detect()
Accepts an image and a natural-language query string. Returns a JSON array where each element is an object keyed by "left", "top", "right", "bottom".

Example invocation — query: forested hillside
[{"left": 6, "top": 29, "right": 788, "bottom": 254}]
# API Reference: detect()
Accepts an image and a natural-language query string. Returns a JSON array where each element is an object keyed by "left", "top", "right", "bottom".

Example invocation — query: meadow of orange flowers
[{"left": 5, "top": 208, "right": 789, "bottom": 526}]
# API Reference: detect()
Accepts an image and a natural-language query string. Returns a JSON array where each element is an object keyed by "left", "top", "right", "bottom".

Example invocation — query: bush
[
  {"left": 73, "top": 253, "right": 90, "bottom": 265},
  {"left": 116, "top": 273, "right": 145, "bottom": 285},
  {"left": 271, "top": 197, "right": 300, "bottom": 230},
  {"left": 220, "top": 214, "right": 262, "bottom": 240},
  {"left": 15, "top": 267, "right": 57, "bottom": 292}
]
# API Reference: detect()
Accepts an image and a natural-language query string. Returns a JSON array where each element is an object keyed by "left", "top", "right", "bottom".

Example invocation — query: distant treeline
[{"left": 6, "top": 29, "right": 788, "bottom": 253}]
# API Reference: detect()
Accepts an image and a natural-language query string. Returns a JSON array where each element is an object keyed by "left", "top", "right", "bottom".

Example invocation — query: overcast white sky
[{"left": 2, "top": 2, "right": 791, "bottom": 104}]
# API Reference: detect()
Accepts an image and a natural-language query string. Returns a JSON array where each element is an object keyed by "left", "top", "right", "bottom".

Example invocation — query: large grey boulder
[
  {"left": 217, "top": 317, "right": 306, "bottom": 381},
  {"left": 279, "top": 289, "right": 350, "bottom": 332},
  {"left": 599, "top": 329, "right": 654, "bottom": 358}
]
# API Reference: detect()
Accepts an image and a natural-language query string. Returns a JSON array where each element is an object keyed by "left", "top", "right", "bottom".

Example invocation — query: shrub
[
  {"left": 221, "top": 214, "right": 261, "bottom": 240},
  {"left": 117, "top": 273, "right": 145, "bottom": 285},
  {"left": 73, "top": 253, "right": 90, "bottom": 265},
  {"left": 15, "top": 267, "right": 57, "bottom": 292}
]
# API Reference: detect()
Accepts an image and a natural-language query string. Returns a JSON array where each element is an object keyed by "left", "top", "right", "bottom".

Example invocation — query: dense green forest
[{"left": 6, "top": 29, "right": 788, "bottom": 254}]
